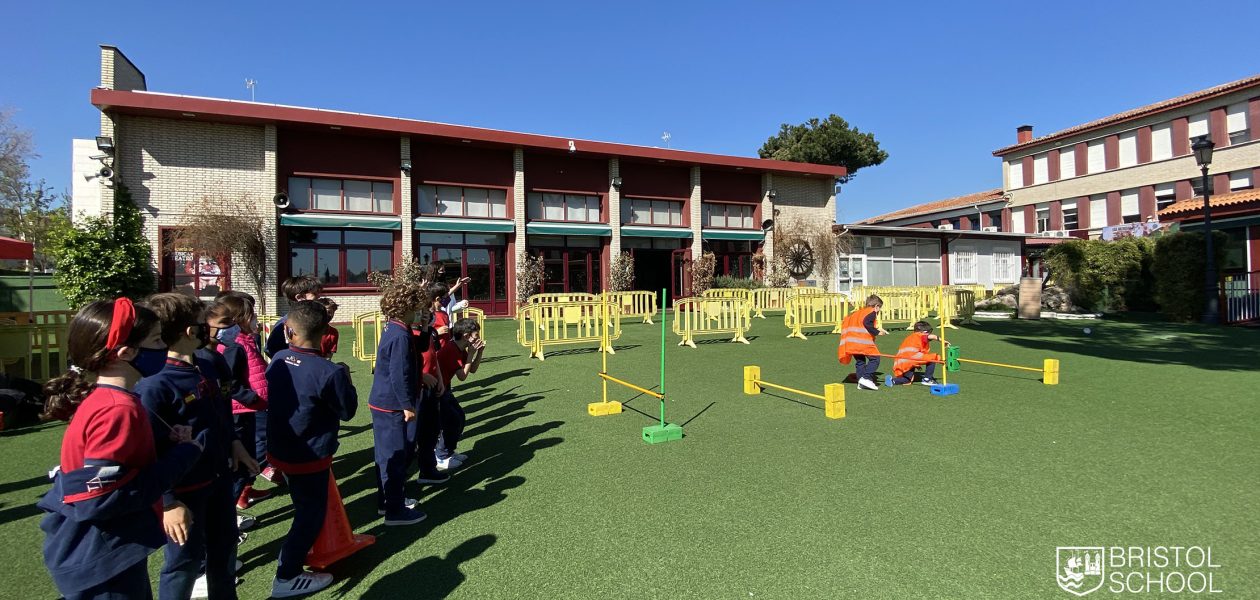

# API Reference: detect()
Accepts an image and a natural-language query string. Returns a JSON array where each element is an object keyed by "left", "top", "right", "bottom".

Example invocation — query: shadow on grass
[
  {"left": 535, "top": 345, "right": 641, "bottom": 359},
  {"left": 693, "top": 336, "right": 759, "bottom": 345},
  {"left": 963, "top": 314, "right": 1260, "bottom": 371},
  {"left": 358, "top": 534, "right": 497, "bottom": 599},
  {"left": 760, "top": 390, "right": 823, "bottom": 412}
]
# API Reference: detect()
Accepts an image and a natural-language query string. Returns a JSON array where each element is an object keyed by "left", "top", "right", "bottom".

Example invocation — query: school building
[{"left": 72, "top": 46, "right": 843, "bottom": 317}]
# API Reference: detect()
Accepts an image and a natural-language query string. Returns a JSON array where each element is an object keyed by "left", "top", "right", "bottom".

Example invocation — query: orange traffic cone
[{"left": 306, "top": 469, "right": 375, "bottom": 569}]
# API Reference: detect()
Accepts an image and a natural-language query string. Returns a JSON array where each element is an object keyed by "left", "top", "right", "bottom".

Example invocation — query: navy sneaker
[
  {"left": 383, "top": 507, "right": 428, "bottom": 526},
  {"left": 417, "top": 471, "right": 450, "bottom": 485}
]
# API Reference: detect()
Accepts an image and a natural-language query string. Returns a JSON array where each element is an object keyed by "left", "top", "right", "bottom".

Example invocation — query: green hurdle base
[{"left": 642, "top": 423, "right": 683, "bottom": 444}]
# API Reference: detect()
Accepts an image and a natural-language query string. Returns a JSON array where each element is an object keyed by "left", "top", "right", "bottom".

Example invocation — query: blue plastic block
[
  {"left": 884, "top": 375, "right": 893, "bottom": 387},
  {"left": 930, "top": 383, "right": 960, "bottom": 396}
]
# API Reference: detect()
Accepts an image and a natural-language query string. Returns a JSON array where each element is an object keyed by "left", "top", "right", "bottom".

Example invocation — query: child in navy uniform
[
  {"left": 138, "top": 293, "right": 257, "bottom": 600},
  {"left": 434, "top": 318, "right": 486, "bottom": 471},
  {"left": 38, "top": 298, "right": 203, "bottom": 600},
  {"left": 208, "top": 295, "right": 272, "bottom": 511},
  {"left": 265, "top": 275, "right": 323, "bottom": 359},
  {"left": 265, "top": 300, "right": 358, "bottom": 598}
]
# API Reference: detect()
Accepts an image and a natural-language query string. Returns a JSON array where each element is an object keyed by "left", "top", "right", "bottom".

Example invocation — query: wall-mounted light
[
  {"left": 401, "top": 159, "right": 413, "bottom": 175},
  {"left": 95, "top": 136, "right": 115, "bottom": 154},
  {"left": 611, "top": 176, "right": 622, "bottom": 189},
  {"left": 767, "top": 188, "right": 777, "bottom": 199}
]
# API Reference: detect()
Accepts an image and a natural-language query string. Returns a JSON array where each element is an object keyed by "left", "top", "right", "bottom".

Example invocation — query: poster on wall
[{"left": 1101, "top": 221, "right": 1162, "bottom": 241}]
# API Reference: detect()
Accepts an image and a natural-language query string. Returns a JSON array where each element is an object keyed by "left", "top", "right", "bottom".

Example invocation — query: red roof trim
[{"left": 92, "top": 89, "right": 846, "bottom": 178}]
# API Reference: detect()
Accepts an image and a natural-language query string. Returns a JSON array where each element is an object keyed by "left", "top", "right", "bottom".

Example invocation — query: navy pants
[
  {"left": 435, "top": 390, "right": 465, "bottom": 461},
  {"left": 231, "top": 412, "right": 256, "bottom": 499},
  {"left": 276, "top": 469, "right": 329, "bottom": 581},
  {"left": 253, "top": 410, "right": 270, "bottom": 471},
  {"left": 372, "top": 408, "right": 416, "bottom": 516},
  {"left": 854, "top": 355, "right": 880, "bottom": 381},
  {"left": 158, "top": 476, "right": 238, "bottom": 600},
  {"left": 892, "top": 362, "right": 936, "bottom": 385},
  {"left": 413, "top": 389, "right": 441, "bottom": 477},
  {"left": 65, "top": 559, "right": 152, "bottom": 600}
]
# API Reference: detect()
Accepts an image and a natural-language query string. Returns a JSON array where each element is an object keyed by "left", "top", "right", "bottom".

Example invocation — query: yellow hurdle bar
[
  {"left": 956, "top": 357, "right": 1044, "bottom": 373},
  {"left": 599, "top": 372, "right": 664, "bottom": 399},
  {"left": 752, "top": 379, "right": 825, "bottom": 402}
]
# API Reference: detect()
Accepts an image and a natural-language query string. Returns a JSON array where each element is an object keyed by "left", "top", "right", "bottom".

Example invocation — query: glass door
[{"left": 419, "top": 244, "right": 509, "bottom": 315}]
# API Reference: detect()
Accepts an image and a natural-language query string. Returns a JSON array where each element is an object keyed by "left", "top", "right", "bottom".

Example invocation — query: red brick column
[
  {"left": 1106, "top": 191, "right": 1121, "bottom": 226},
  {"left": 1104, "top": 135, "right": 1119, "bottom": 170},
  {"left": 1139, "top": 185, "right": 1156, "bottom": 221},
  {"left": 1137, "top": 126, "right": 1152, "bottom": 164}
]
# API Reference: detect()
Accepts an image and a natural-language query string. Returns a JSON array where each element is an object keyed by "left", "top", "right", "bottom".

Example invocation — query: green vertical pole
[{"left": 660, "top": 287, "right": 666, "bottom": 428}]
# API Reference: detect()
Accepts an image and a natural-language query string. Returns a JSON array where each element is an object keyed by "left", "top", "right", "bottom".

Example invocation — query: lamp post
[{"left": 1191, "top": 135, "right": 1219, "bottom": 324}]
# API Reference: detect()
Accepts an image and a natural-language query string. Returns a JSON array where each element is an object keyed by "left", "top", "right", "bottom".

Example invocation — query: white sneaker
[
  {"left": 377, "top": 497, "right": 419, "bottom": 516},
  {"left": 237, "top": 513, "right": 256, "bottom": 531},
  {"left": 858, "top": 378, "right": 878, "bottom": 390},
  {"left": 271, "top": 572, "right": 333, "bottom": 598},
  {"left": 191, "top": 575, "right": 208, "bottom": 599},
  {"left": 436, "top": 455, "right": 464, "bottom": 471}
]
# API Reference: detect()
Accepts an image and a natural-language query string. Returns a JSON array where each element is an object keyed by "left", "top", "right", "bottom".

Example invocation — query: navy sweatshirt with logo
[
  {"left": 137, "top": 356, "right": 234, "bottom": 504},
  {"left": 367, "top": 320, "right": 418, "bottom": 412},
  {"left": 265, "top": 346, "right": 358, "bottom": 473}
]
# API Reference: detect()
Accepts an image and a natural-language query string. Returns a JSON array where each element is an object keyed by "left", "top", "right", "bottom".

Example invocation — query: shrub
[
  {"left": 1043, "top": 238, "right": 1151, "bottom": 312},
  {"left": 713, "top": 275, "right": 762, "bottom": 290},
  {"left": 691, "top": 252, "right": 716, "bottom": 295},
  {"left": 515, "top": 253, "right": 545, "bottom": 304},
  {"left": 1153, "top": 231, "right": 1227, "bottom": 321},
  {"left": 609, "top": 252, "right": 634, "bottom": 292},
  {"left": 49, "top": 185, "right": 155, "bottom": 308},
  {"left": 765, "top": 254, "right": 792, "bottom": 288}
]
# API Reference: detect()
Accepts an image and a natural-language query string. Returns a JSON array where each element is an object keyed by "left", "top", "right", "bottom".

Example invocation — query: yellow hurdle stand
[{"left": 743, "top": 366, "right": 846, "bottom": 419}]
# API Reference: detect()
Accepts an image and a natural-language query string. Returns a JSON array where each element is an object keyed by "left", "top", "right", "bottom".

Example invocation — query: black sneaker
[
  {"left": 416, "top": 471, "right": 450, "bottom": 485},
  {"left": 383, "top": 507, "right": 428, "bottom": 526}
]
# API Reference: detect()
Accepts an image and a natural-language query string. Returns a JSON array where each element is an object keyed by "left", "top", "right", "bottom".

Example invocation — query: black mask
[{"left": 130, "top": 347, "right": 169, "bottom": 377}]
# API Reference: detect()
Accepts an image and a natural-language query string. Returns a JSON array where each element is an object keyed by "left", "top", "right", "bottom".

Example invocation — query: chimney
[{"left": 1017, "top": 125, "right": 1034, "bottom": 144}]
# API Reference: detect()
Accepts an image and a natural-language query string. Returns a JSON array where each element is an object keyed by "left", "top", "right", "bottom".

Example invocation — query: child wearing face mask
[
  {"left": 37, "top": 298, "right": 203, "bottom": 600},
  {"left": 216, "top": 291, "right": 276, "bottom": 489},
  {"left": 137, "top": 293, "right": 258, "bottom": 600},
  {"left": 208, "top": 294, "right": 272, "bottom": 511}
]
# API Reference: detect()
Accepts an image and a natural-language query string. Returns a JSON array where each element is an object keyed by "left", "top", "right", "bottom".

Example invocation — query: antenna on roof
[
  {"left": 661, "top": 131, "right": 671, "bottom": 149},
  {"left": 245, "top": 78, "right": 257, "bottom": 102}
]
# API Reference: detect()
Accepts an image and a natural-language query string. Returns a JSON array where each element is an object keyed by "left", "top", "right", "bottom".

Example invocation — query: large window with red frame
[
  {"left": 528, "top": 236, "right": 603, "bottom": 294},
  {"left": 702, "top": 202, "right": 755, "bottom": 229},
  {"left": 710, "top": 240, "right": 755, "bottom": 279},
  {"left": 417, "top": 233, "right": 509, "bottom": 315},
  {"left": 526, "top": 193, "right": 602, "bottom": 223},
  {"left": 161, "top": 230, "right": 230, "bottom": 297},
  {"left": 417, "top": 185, "right": 509, "bottom": 219},
  {"left": 288, "top": 177, "right": 395, "bottom": 214},
  {"left": 620, "top": 197, "right": 684, "bottom": 226},
  {"left": 287, "top": 228, "right": 394, "bottom": 288}
]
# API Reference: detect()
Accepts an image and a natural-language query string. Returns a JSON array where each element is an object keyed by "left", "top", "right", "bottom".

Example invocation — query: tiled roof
[
  {"left": 993, "top": 74, "right": 1260, "bottom": 156},
  {"left": 1158, "top": 188, "right": 1260, "bottom": 217},
  {"left": 859, "top": 189, "right": 1005, "bottom": 224}
]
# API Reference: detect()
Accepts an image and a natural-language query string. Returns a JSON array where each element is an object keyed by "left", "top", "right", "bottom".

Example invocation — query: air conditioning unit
[
  {"left": 937, "top": 224, "right": 954, "bottom": 230},
  {"left": 1052, "top": 230, "right": 1069, "bottom": 238},
  {"left": 981, "top": 226, "right": 999, "bottom": 232}
]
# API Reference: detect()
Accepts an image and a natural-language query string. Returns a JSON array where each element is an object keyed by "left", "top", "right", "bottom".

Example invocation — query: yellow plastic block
[
  {"left": 1043, "top": 358, "right": 1060, "bottom": 385},
  {"left": 587, "top": 401, "right": 623, "bottom": 417},
  {"left": 824, "top": 383, "right": 846, "bottom": 419},
  {"left": 743, "top": 366, "right": 761, "bottom": 395}
]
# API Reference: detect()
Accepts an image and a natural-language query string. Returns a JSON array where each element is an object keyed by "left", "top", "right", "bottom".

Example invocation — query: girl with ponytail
[{"left": 37, "top": 298, "right": 204, "bottom": 600}]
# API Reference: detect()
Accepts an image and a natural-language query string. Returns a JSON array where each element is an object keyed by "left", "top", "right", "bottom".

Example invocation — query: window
[
  {"left": 1191, "top": 177, "right": 1206, "bottom": 197},
  {"left": 1011, "top": 207, "right": 1026, "bottom": 234},
  {"left": 1033, "top": 153, "right": 1049, "bottom": 184},
  {"left": 1062, "top": 205, "right": 1079, "bottom": 230},
  {"left": 710, "top": 241, "right": 755, "bottom": 278},
  {"left": 161, "top": 230, "right": 230, "bottom": 297},
  {"left": 416, "top": 233, "right": 508, "bottom": 314},
  {"left": 1118, "top": 131, "right": 1138, "bottom": 167},
  {"left": 1226, "top": 103, "right": 1249, "bottom": 145},
  {"left": 417, "top": 185, "right": 508, "bottom": 219},
  {"left": 1151, "top": 123, "right": 1173, "bottom": 161},
  {"left": 288, "top": 228, "right": 394, "bottom": 287},
  {"left": 1120, "top": 189, "right": 1140, "bottom": 224},
  {"left": 1230, "top": 170, "right": 1253, "bottom": 192},
  {"left": 993, "top": 244, "right": 1019, "bottom": 284},
  {"left": 1089, "top": 194, "right": 1107, "bottom": 228},
  {"left": 1008, "top": 160, "right": 1024, "bottom": 189},
  {"left": 863, "top": 238, "right": 939, "bottom": 286},
  {"left": 621, "top": 198, "right": 683, "bottom": 226},
  {"left": 1086, "top": 140, "right": 1106, "bottom": 174},
  {"left": 949, "top": 218, "right": 962, "bottom": 231},
  {"left": 1035, "top": 204, "right": 1050, "bottom": 233},
  {"left": 528, "top": 237, "right": 603, "bottom": 294},
  {"left": 703, "top": 202, "right": 755, "bottom": 229},
  {"left": 1058, "top": 147, "right": 1076, "bottom": 179},
  {"left": 289, "top": 177, "right": 394, "bottom": 214},
  {"left": 985, "top": 210, "right": 1003, "bottom": 231},
  {"left": 953, "top": 244, "right": 977, "bottom": 284},
  {"left": 1188, "top": 112, "right": 1209, "bottom": 142},
  {"left": 527, "top": 193, "right": 601, "bottom": 222},
  {"left": 1155, "top": 183, "right": 1176, "bottom": 212}
]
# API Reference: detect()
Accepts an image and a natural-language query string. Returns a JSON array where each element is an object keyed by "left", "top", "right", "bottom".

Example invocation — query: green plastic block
[
  {"left": 642, "top": 423, "right": 683, "bottom": 444},
  {"left": 946, "top": 345, "right": 961, "bottom": 372}
]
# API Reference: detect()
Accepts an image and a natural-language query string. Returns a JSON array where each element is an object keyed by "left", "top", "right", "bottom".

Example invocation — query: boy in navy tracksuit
[
  {"left": 265, "top": 300, "right": 358, "bottom": 598},
  {"left": 261, "top": 276, "right": 323, "bottom": 487},
  {"left": 138, "top": 293, "right": 257, "bottom": 600}
]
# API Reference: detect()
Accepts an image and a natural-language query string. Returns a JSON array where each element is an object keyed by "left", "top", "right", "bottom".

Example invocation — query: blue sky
[{"left": 3, "top": 1, "right": 1258, "bottom": 222}]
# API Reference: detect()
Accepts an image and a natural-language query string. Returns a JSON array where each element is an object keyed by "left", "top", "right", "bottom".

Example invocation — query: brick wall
[{"left": 769, "top": 174, "right": 835, "bottom": 285}]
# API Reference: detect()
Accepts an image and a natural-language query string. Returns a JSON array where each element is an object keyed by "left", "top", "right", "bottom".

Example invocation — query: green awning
[
  {"left": 526, "top": 223, "right": 613, "bottom": 236},
  {"left": 1180, "top": 215, "right": 1260, "bottom": 230},
  {"left": 702, "top": 229, "right": 765, "bottom": 241},
  {"left": 280, "top": 214, "right": 402, "bottom": 230},
  {"left": 620, "top": 226, "right": 693, "bottom": 239},
  {"left": 414, "top": 217, "right": 515, "bottom": 233}
]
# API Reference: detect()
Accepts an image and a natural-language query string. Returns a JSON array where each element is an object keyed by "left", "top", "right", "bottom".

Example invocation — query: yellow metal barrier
[
  {"left": 528, "top": 292, "right": 597, "bottom": 305},
  {"left": 600, "top": 290, "right": 658, "bottom": 324},
  {"left": 0, "top": 322, "right": 70, "bottom": 382},
  {"left": 743, "top": 365, "right": 845, "bottom": 419},
  {"left": 751, "top": 288, "right": 792, "bottom": 318},
  {"left": 672, "top": 297, "right": 752, "bottom": 348},
  {"left": 351, "top": 310, "right": 386, "bottom": 362},
  {"left": 517, "top": 298, "right": 621, "bottom": 360},
  {"left": 783, "top": 293, "right": 852, "bottom": 340},
  {"left": 702, "top": 288, "right": 754, "bottom": 305}
]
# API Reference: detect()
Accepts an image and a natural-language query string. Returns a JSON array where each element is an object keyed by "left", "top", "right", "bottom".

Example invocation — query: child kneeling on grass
[
  {"left": 265, "top": 300, "right": 359, "bottom": 597},
  {"left": 889, "top": 320, "right": 945, "bottom": 386},
  {"left": 837, "top": 294, "right": 888, "bottom": 391},
  {"left": 434, "top": 318, "right": 486, "bottom": 471}
]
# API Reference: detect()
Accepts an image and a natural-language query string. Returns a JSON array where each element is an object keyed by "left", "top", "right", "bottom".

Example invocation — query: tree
[
  {"left": 0, "top": 109, "right": 71, "bottom": 271},
  {"left": 48, "top": 184, "right": 155, "bottom": 308},
  {"left": 758, "top": 115, "right": 888, "bottom": 183},
  {"left": 168, "top": 194, "right": 271, "bottom": 312}
]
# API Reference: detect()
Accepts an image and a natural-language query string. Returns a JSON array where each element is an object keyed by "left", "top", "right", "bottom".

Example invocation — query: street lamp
[{"left": 1191, "top": 135, "right": 1218, "bottom": 324}]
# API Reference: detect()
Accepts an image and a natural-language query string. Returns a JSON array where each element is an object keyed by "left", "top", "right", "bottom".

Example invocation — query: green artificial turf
[{"left": 1, "top": 313, "right": 1257, "bottom": 598}]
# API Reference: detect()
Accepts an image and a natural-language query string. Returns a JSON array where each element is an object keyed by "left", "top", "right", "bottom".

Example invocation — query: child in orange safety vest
[
  {"left": 889, "top": 320, "right": 947, "bottom": 386},
  {"left": 837, "top": 294, "right": 888, "bottom": 390}
]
